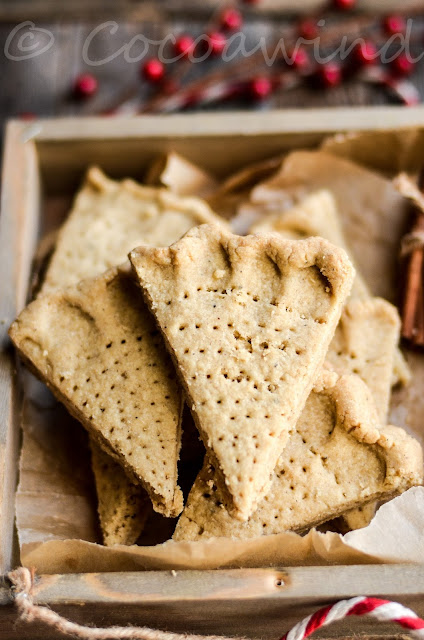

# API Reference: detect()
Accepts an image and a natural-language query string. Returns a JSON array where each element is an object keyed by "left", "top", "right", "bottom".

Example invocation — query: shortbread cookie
[
  {"left": 252, "top": 192, "right": 403, "bottom": 528},
  {"left": 39, "top": 166, "right": 226, "bottom": 540},
  {"left": 251, "top": 191, "right": 368, "bottom": 300},
  {"left": 130, "top": 224, "right": 355, "bottom": 521},
  {"left": 90, "top": 442, "right": 152, "bottom": 546},
  {"left": 250, "top": 190, "right": 409, "bottom": 387},
  {"left": 328, "top": 298, "right": 400, "bottom": 425},
  {"left": 41, "top": 166, "right": 227, "bottom": 295},
  {"left": 173, "top": 373, "right": 423, "bottom": 541},
  {"left": 10, "top": 264, "right": 184, "bottom": 518}
]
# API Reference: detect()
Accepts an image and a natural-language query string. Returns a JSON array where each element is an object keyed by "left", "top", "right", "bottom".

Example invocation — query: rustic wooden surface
[
  {"left": 0, "top": 4, "right": 424, "bottom": 130},
  {"left": 1, "top": 566, "right": 424, "bottom": 639},
  {"left": 0, "top": 124, "right": 40, "bottom": 577},
  {"left": 2, "top": 109, "right": 424, "bottom": 637},
  {"left": 1, "top": 6, "right": 424, "bottom": 632}
]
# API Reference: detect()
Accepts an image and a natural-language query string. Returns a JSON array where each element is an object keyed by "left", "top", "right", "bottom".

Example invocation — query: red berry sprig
[
  {"left": 174, "top": 35, "right": 195, "bottom": 59},
  {"left": 298, "top": 19, "right": 319, "bottom": 41},
  {"left": 314, "top": 62, "right": 343, "bottom": 88},
  {"left": 142, "top": 59, "right": 165, "bottom": 84},
  {"left": 73, "top": 73, "right": 98, "bottom": 99},
  {"left": 383, "top": 14, "right": 406, "bottom": 36},
  {"left": 391, "top": 54, "right": 415, "bottom": 77},
  {"left": 207, "top": 31, "right": 227, "bottom": 57},
  {"left": 289, "top": 48, "right": 311, "bottom": 74},
  {"left": 351, "top": 40, "right": 378, "bottom": 69},
  {"left": 220, "top": 8, "right": 243, "bottom": 31},
  {"left": 247, "top": 76, "right": 273, "bottom": 100}
]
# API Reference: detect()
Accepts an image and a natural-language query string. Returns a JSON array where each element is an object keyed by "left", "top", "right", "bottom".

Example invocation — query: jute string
[
  {"left": 7, "top": 568, "right": 424, "bottom": 640},
  {"left": 7, "top": 567, "right": 244, "bottom": 640}
]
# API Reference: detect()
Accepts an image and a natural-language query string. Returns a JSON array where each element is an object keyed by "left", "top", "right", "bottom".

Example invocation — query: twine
[
  {"left": 7, "top": 567, "right": 424, "bottom": 640},
  {"left": 7, "top": 567, "right": 242, "bottom": 640}
]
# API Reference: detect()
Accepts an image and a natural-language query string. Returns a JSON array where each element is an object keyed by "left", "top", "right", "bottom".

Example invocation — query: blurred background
[{"left": 1, "top": 0, "right": 424, "bottom": 131}]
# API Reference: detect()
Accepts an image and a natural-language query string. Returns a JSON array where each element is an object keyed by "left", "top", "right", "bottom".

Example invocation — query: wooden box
[{"left": 1, "top": 107, "right": 424, "bottom": 639}]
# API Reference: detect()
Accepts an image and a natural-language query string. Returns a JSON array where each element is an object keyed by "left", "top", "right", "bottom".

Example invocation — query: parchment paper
[
  {"left": 16, "top": 131, "right": 424, "bottom": 574},
  {"left": 144, "top": 151, "right": 218, "bottom": 198}
]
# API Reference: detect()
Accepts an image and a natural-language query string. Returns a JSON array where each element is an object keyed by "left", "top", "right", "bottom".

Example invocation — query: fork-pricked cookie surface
[
  {"left": 41, "top": 166, "right": 227, "bottom": 295},
  {"left": 173, "top": 373, "right": 423, "bottom": 541},
  {"left": 252, "top": 191, "right": 406, "bottom": 529},
  {"left": 130, "top": 224, "right": 354, "bottom": 520},
  {"left": 251, "top": 189, "right": 410, "bottom": 388},
  {"left": 9, "top": 264, "right": 184, "bottom": 518},
  {"left": 38, "top": 166, "right": 227, "bottom": 540}
]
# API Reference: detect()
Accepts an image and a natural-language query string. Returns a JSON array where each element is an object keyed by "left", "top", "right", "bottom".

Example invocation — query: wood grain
[
  {"left": 0, "top": 9, "right": 423, "bottom": 129},
  {"left": 2, "top": 109, "right": 424, "bottom": 638},
  {"left": 0, "top": 122, "right": 41, "bottom": 574},
  {"left": 31, "top": 106, "right": 424, "bottom": 194},
  {"left": 0, "top": 0, "right": 422, "bottom": 20},
  {"left": 1, "top": 566, "right": 424, "bottom": 639}
]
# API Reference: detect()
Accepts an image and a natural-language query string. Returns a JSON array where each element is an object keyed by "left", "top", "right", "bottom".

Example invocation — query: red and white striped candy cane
[{"left": 282, "top": 596, "right": 424, "bottom": 640}]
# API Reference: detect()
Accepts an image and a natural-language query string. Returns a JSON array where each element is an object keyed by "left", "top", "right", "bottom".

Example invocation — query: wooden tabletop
[{"left": 0, "top": 4, "right": 424, "bottom": 129}]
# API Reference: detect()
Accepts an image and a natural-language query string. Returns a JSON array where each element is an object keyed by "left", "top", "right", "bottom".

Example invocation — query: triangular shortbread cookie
[
  {"left": 130, "top": 224, "right": 354, "bottom": 520},
  {"left": 90, "top": 442, "right": 152, "bottom": 546},
  {"left": 42, "top": 166, "right": 226, "bottom": 295},
  {"left": 328, "top": 297, "right": 399, "bottom": 424},
  {"left": 328, "top": 298, "right": 401, "bottom": 530},
  {"left": 173, "top": 372, "right": 423, "bottom": 540},
  {"left": 10, "top": 264, "right": 184, "bottom": 517},
  {"left": 251, "top": 191, "right": 405, "bottom": 529},
  {"left": 38, "top": 166, "right": 227, "bottom": 539},
  {"left": 251, "top": 190, "right": 368, "bottom": 299},
  {"left": 251, "top": 189, "right": 410, "bottom": 387}
]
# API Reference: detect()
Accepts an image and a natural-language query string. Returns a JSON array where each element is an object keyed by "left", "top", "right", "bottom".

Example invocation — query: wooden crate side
[
  {"left": 0, "top": 122, "right": 41, "bottom": 573},
  {"left": 2, "top": 566, "right": 424, "bottom": 639},
  {"left": 31, "top": 107, "right": 424, "bottom": 193},
  {"left": 33, "top": 107, "right": 424, "bottom": 141},
  {"left": 2, "top": 109, "right": 424, "bottom": 637}
]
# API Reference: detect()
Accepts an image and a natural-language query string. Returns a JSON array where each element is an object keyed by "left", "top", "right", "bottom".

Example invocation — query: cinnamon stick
[{"left": 400, "top": 170, "right": 424, "bottom": 346}]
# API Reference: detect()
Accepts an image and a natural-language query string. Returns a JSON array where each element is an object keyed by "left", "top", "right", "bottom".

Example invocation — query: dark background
[{"left": 1, "top": 0, "right": 424, "bottom": 130}]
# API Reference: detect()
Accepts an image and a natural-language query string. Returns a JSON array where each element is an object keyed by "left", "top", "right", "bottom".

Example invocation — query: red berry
[
  {"left": 383, "top": 14, "right": 406, "bottom": 36},
  {"left": 248, "top": 76, "right": 273, "bottom": 100},
  {"left": 174, "top": 35, "right": 195, "bottom": 59},
  {"left": 220, "top": 8, "right": 243, "bottom": 31},
  {"left": 207, "top": 31, "right": 227, "bottom": 57},
  {"left": 288, "top": 48, "right": 310, "bottom": 73},
  {"left": 333, "top": 0, "right": 356, "bottom": 10},
  {"left": 351, "top": 40, "right": 378, "bottom": 68},
  {"left": 298, "top": 19, "right": 319, "bottom": 41},
  {"left": 315, "top": 62, "right": 342, "bottom": 88},
  {"left": 141, "top": 58, "right": 165, "bottom": 83},
  {"left": 391, "top": 54, "right": 414, "bottom": 77},
  {"left": 73, "top": 73, "right": 98, "bottom": 99}
]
